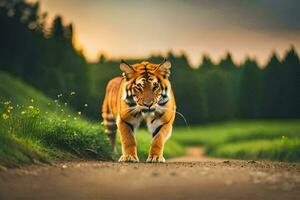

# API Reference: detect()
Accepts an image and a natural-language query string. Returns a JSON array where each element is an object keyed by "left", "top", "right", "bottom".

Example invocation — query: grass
[
  {"left": 0, "top": 71, "right": 113, "bottom": 167},
  {"left": 172, "top": 120, "right": 300, "bottom": 162},
  {"left": 209, "top": 138, "right": 300, "bottom": 162},
  {"left": 0, "top": 71, "right": 184, "bottom": 167},
  {"left": 1, "top": 71, "right": 299, "bottom": 165},
  {"left": 0, "top": 72, "right": 54, "bottom": 111},
  {"left": 0, "top": 101, "right": 114, "bottom": 167}
]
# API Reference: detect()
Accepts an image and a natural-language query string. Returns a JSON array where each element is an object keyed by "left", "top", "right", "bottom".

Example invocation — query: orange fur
[{"left": 101, "top": 60, "right": 176, "bottom": 162}]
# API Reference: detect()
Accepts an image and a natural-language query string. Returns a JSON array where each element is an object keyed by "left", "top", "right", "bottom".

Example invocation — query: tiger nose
[{"left": 143, "top": 100, "right": 153, "bottom": 108}]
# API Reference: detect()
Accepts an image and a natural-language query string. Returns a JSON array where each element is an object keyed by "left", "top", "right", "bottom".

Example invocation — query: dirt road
[{"left": 0, "top": 148, "right": 299, "bottom": 200}]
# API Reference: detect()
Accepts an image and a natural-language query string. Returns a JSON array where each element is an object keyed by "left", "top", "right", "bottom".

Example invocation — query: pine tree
[
  {"left": 238, "top": 58, "right": 263, "bottom": 118},
  {"left": 281, "top": 46, "right": 300, "bottom": 118},
  {"left": 199, "top": 54, "right": 215, "bottom": 70},
  {"left": 262, "top": 52, "right": 283, "bottom": 118},
  {"left": 219, "top": 52, "right": 235, "bottom": 70}
]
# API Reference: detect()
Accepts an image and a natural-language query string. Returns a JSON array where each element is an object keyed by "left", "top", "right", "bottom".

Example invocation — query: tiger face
[{"left": 120, "top": 60, "right": 171, "bottom": 116}]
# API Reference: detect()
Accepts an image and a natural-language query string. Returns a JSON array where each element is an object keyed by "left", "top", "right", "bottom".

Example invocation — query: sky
[{"left": 32, "top": 0, "right": 300, "bottom": 66}]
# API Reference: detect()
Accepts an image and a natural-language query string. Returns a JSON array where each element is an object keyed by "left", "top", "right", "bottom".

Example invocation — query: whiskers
[
  {"left": 120, "top": 105, "right": 189, "bottom": 129},
  {"left": 163, "top": 107, "right": 189, "bottom": 129},
  {"left": 120, "top": 106, "right": 140, "bottom": 116}
]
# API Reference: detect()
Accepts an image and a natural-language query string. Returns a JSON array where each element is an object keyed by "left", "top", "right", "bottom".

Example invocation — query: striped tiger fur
[{"left": 101, "top": 59, "right": 176, "bottom": 162}]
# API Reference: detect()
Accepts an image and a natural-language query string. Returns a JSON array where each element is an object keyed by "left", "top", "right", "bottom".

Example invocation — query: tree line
[
  {"left": 0, "top": 0, "right": 299, "bottom": 125},
  {"left": 91, "top": 49, "right": 300, "bottom": 125}
]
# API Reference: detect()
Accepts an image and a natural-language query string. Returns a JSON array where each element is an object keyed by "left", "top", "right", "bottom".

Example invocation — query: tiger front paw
[
  {"left": 146, "top": 155, "right": 165, "bottom": 163},
  {"left": 118, "top": 154, "right": 139, "bottom": 163}
]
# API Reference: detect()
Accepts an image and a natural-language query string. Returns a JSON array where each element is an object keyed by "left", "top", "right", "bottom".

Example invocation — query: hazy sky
[{"left": 34, "top": 0, "right": 300, "bottom": 66}]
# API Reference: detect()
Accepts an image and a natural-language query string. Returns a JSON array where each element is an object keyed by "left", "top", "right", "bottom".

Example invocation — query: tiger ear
[
  {"left": 120, "top": 60, "right": 135, "bottom": 79},
  {"left": 156, "top": 59, "right": 171, "bottom": 79}
]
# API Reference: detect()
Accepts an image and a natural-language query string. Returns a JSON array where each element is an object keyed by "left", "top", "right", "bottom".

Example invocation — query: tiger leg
[
  {"left": 117, "top": 120, "right": 139, "bottom": 162},
  {"left": 102, "top": 113, "right": 118, "bottom": 155},
  {"left": 147, "top": 123, "right": 173, "bottom": 163}
]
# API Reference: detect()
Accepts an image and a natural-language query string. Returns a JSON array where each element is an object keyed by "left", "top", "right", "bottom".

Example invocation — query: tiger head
[{"left": 120, "top": 60, "right": 171, "bottom": 115}]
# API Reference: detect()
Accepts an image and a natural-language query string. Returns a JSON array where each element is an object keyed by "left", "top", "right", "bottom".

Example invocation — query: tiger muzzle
[{"left": 141, "top": 107, "right": 155, "bottom": 113}]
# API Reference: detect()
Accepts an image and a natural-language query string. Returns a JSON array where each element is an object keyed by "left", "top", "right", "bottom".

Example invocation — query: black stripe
[
  {"left": 157, "top": 112, "right": 164, "bottom": 119},
  {"left": 158, "top": 94, "right": 169, "bottom": 106},
  {"left": 128, "top": 77, "right": 137, "bottom": 91},
  {"left": 157, "top": 77, "right": 163, "bottom": 90},
  {"left": 144, "top": 65, "right": 149, "bottom": 79},
  {"left": 121, "top": 118, "right": 134, "bottom": 132},
  {"left": 134, "top": 111, "right": 141, "bottom": 118},
  {"left": 152, "top": 117, "right": 173, "bottom": 138},
  {"left": 106, "top": 124, "right": 117, "bottom": 130},
  {"left": 152, "top": 125, "right": 163, "bottom": 138},
  {"left": 124, "top": 96, "right": 136, "bottom": 107}
]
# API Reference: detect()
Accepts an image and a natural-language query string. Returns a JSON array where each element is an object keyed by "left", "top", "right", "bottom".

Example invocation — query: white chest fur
[{"left": 143, "top": 113, "right": 163, "bottom": 135}]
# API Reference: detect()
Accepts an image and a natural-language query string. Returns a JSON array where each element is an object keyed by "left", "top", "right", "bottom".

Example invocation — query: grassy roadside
[
  {"left": 0, "top": 71, "right": 113, "bottom": 167},
  {"left": 0, "top": 102, "right": 113, "bottom": 167},
  {"left": 1, "top": 71, "right": 299, "bottom": 165},
  {"left": 172, "top": 120, "right": 300, "bottom": 162},
  {"left": 209, "top": 138, "right": 300, "bottom": 162},
  {"left": 0, "top": 101, "right": 186, "bottom": 167},
  {"left": 0, "top": 71, "right": 185, "bottom": 167}
]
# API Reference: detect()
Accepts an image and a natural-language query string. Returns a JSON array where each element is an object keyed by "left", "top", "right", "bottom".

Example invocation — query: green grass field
[
  {"left": 172, "top": 120, "right": 300, "bottom": 162},
  {"left": 0, "top": 72, "right": 55, "bottom": 112},
  {"left": 0, "top": 71, "right": 114, "bottom": 167},
  {"left": 0, "top": 71, "right": 184, "bottom": 166},
  {"left": 1, "top": 71, "right": 299, "bottom": 166}
]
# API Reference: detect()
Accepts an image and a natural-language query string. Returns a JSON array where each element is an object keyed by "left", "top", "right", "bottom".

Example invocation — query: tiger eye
[{"left": 152, "top": 82, "right": 159, "bottom": 91}]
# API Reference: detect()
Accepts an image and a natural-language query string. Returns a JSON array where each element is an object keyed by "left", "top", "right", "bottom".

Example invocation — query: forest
[{"left": 1, "top": 0, "right": 299, "bottom": 125}]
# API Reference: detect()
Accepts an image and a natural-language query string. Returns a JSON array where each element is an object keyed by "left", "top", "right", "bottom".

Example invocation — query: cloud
[{"left": 180, "top": 0, "right": 300, "bottom": 31}]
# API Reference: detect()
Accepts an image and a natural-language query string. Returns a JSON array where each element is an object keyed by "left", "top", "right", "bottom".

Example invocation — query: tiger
[{"left": 101, "top": 59, "right": 176, "bottom": 163}]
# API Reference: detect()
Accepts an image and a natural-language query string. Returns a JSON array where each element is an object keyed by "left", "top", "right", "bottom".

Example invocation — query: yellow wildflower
[
  {"left": 28, "top": 106, "right": 34, "bottom": 110},
  {"left": 21, "top": 111, "right": 26, "bottom": 115},
  {"left": 74, "top": 117, "right": 77, "bottom": 120},
  {"left": 78, "top": 111, "right": 81, "bottom": 115},
  {"left": 8, "top": 106, "right": 13, "bottom": 110},
  {"left": 4, "top": 101, "right": 11, "bottom": 105},
  {"left": 62, "top": 119, "right": 67, "bottom": 124},
  {"left": 30, "top": 99, "right": 34, "bottom": 103},
  {"left": 2, "top": 113, "right": 9, "bottom": 120}
]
